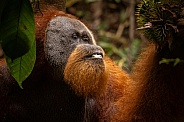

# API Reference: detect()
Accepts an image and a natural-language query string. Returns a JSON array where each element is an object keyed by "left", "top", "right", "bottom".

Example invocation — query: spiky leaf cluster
[{"left": 137, "top": 0, "right": 184, "bottom": 48}]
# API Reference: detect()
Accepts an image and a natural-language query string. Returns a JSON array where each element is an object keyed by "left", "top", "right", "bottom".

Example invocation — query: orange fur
[
  {"left": 64, "top": 44, "right": 108, "bottom": 97},
  {"left": 0, "top": 6, "right": 134, "bottom": 121},
  {"left": 130, "top": 43, "right": 184, "bottom": 121},
  {"left": 0, "top": 7, "right": 98, "bottom": 122},
  {"left": 97, "top": 57, "right": 135, "bottom": 122},
  {"left": 115, "top": 42, "right": 184, "bottom": 122},
  {"left": 64, "top": 44, "right": 134, "bottom": 121},
  {"left": 87, "top": 57, "right": 135, "bottom": 121},
  {"left": 0, "top": 59, "right": 5, "bottom": 67}
]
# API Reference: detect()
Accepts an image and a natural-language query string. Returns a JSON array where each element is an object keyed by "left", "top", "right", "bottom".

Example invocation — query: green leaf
[
  {"left": 6, "top": 40, "right": 36, "bottom": 88},
  {"left": 174, "top": 58, "right": 183, "bottom": 66},
  {"left": 0, "top": 0, "right": 35, "bottom": 59},
  {"left": 159, "top": 58, "right": 170, "bottom": 65},
  {"left": 159, "top": 58, "right": 184, "bottom": 66}
]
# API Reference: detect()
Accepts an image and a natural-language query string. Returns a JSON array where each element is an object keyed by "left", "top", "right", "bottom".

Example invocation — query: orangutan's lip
[
  {"left": 91, "top": 53, "right": 103, "bottom": 59},
  {"left": 85, "top": 52, "right": 103, "bottom": 59}
]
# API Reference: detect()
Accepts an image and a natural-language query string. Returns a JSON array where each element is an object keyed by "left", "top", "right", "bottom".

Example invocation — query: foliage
[
  {"left": 6, "top": 41, "right": 36, "bottom": 88},
  {"left": 0, "top": 0, "right": 36, "bottom": 88},
  {"left": 98, "top": 38, "right": 141, "bottom": 70},
  {"left": 137, "top": 0, "right": 184, "bottom": 48},
  {"left": 159, "top": 58, "right": 184, "bottom": 66},
  {"left": 0, "top": 0, "right": 35, "bottom": 59}
]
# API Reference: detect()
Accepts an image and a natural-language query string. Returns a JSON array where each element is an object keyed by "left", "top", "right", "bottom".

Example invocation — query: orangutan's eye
[
  {"left": 72, "top": 33, "right": 79, "bottom": 39},
  {"left": 82, "top": 35, "right": 89, "bottom": 42}
]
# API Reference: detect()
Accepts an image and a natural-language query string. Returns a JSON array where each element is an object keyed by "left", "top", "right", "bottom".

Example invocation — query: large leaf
[
  {"left": 6, "top": 40, "right": 36, "bottom": 88},
  {"left": 0, "top": 0, "right": 35, "bottom": 59}
]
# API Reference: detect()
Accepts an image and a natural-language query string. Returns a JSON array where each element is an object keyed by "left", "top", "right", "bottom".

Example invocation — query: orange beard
[{"left": 64, "top": 44, "right": 108, "bottom": 97}]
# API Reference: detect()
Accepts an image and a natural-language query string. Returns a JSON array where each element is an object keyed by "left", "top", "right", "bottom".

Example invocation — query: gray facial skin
[{"left": 45, "top": 16, "right": 96, "bottom": 77}]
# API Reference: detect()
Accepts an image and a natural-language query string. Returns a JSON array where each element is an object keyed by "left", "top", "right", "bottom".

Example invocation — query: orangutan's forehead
[{"left": 48, "top": 16, "right": 96, "bottom": 44}]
